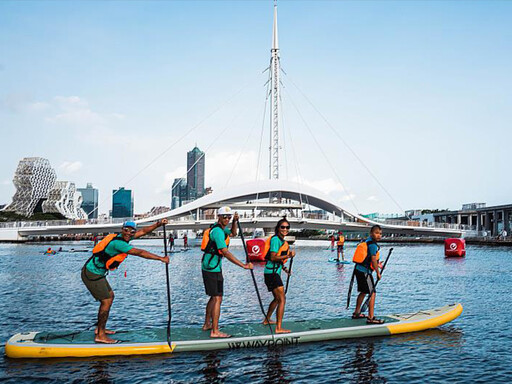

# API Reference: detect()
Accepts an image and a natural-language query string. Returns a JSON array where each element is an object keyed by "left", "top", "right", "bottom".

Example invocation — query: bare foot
[
  {"left": 275, "top": 328, "right": 291, "bottom": 334},
  {"left": 202, "top": 324, "right": 212, "bottom": 331},
  {"left": 210, "top": 331, "right": 231, "bottom": 338},
  {"left": 263, "top": 320, "right": 277, "bottom": 325},
  {"left": 95, "top": 329, "right": 116, "bottom": 335},
  {"left": 94, "top": 336, "right": 119, "bottom": 344}
]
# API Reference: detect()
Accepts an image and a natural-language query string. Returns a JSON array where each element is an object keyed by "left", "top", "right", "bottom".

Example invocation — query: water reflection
[
  {"left": 344, "top": 341, "right": 387, "bottom": 384},
  {"left": 262, "top": 347, "right": 291, "bottom": 384},
  {"left": 201, "top": 352, "right": 224, "bottom": 383},
  {"left": 85, "top": 360, "right": 114, "bottom": 384}
]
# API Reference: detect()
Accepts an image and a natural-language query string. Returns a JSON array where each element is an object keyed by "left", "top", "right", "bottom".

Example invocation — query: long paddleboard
[
  {"left": 328, "top": 258, "right": 351, "bottom": 264},
  {"left": 5, "top": 303, "right": 462, "bottom": 359}
]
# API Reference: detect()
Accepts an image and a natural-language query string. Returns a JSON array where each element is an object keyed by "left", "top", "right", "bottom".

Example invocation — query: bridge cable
[
  {"left": 283, "top": 73, "right": 409, "bottom": 218},
  {"left": 282, "top": 86, "right": 360, "bottom": 215},
  {"left": 85, "top": 80, "right": 256, "bottom": 220}
]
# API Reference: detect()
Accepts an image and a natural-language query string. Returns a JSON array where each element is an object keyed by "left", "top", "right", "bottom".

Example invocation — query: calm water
[{"left": 0, "top": 239, "right": 511, "bottom": 383}]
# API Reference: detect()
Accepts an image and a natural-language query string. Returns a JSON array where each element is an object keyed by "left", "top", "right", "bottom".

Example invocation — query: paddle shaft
[
  {"left": 162, "top": 225, "right": 172, "bottom": 351},
  {"left": 236, "top": 220, "right": 274, "bottom": 336},
  {"left": 346, "top": 268, "right": 356, "bottom": 309},
  {"left": 361, "top": 248, "right": 393, "bottom": 313},
  {"left": 285, "top": 256, "right": 294, "bottom": 294}
]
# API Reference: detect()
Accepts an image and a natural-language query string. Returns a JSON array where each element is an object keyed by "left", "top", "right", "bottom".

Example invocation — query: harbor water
[{"left": 0, "top": 240, "right": 511, "bottom": 383}]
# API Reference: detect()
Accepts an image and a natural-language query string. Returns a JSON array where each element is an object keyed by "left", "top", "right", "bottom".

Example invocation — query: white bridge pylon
[{"left": 8, "top": 180, "right": 462, "bottom": 239}]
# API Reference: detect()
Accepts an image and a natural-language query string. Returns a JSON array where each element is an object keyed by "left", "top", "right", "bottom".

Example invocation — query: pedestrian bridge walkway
[{"left": 0, "top": 180, "right": 464, "bottom": 241}]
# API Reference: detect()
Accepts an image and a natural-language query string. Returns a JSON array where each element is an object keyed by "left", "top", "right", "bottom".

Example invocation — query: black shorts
[
  {"left": 264, "top": 273, "right": 284, "bottom": 292},
  {"left": 337, "top": 245, "right": 344, "bottom": 251},
  {"left": 202, "top": 270, "right": 224, "bottom": 296},
  {"left": 355, "top": 269, "right": 375, "bottom": 294}
]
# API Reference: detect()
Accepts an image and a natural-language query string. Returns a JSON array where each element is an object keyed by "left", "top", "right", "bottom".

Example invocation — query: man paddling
[
  {"left": 351, "top": 225, "right": 384, "bottom": 324},
  {"left": 81, "top": 220, "right": 169, "bottom": 344},
  {"left": 336, "top": 230, "right": 345, "bottom": 261},
  {"left": 201, "top": 206, "right": 253, "bottom": 338}
]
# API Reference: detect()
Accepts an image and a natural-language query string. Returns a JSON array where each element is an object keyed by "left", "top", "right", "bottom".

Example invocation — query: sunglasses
[
  {"left": 280, "top": 225, "right": 290, "bottom": 229},
  {"left": 220, "top": 215, "right": 232, "bottom": 219},
  {"left": 123, "top": 227, "right": 136, "bottom": 233}
]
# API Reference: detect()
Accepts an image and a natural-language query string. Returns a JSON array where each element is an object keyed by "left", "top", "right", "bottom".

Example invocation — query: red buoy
[
  {"left": 444, "top": 238, "right": 466, "bottom": 257},
  {"left": 246, "top": 238, "right": 266, "bottom": 262}
]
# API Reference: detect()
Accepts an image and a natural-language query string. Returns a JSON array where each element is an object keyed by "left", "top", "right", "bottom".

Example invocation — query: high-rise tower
[{"left": 187, "top": 146, "right": 205, "bottom": 200}]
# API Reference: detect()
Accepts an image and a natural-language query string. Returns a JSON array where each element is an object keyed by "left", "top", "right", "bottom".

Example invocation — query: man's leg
[
  {"left": 354, "top": 292, "right": 366, "bottom": 316},
  {"left": 95, "top": 289, "right": 116, "bottom": 335},
  {"left": 274, "top": 287, "right": 290, "bottom": 333},
  {"left": 203, "top": 296, "right": 214, "bottom": 331},
  {"left": 95, "top": 290, "right": 115, "bottom": 343},
  {"left": 368, "top": 292, "right": 376, "bottom": 319},
  {"left": 210, "top": 296, "right": 229, "bottom": 338}
]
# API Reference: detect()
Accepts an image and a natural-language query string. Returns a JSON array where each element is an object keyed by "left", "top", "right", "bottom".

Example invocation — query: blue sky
[{"left": 1, "top": 0, "right": 511, "bottom": 216}]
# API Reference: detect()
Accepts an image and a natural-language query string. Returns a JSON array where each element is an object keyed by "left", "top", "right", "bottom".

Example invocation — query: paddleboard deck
[
  {"left": 328, "top": 258, "right": 351, "bottom": 264},
  {"left": 5, "top": 303, "right": 462, "bottom": 359}
]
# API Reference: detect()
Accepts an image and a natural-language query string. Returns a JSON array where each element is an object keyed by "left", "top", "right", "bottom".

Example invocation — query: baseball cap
[
  {"left": 123, "top": 221, "right": 137, "bottom": 229},
  {"left": 217, "top": 206, "right": 233, "bottom": 216}
]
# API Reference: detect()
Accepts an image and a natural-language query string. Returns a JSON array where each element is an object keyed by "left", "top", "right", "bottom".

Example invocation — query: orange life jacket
[
  {"left": 201, "top": 224, "right": 230, "bottom": 271},
  {"left": 92, "top": 233, "right": 129, "bottom": 271},
  {"left": 337, "top": 235, "right": 345, "bottom": 246},
  {"left": 352, "top": 240, "right": 380, "bottom": 270},
  {"left": 264, "top": 235, "right": 290, "bottom": 273}
]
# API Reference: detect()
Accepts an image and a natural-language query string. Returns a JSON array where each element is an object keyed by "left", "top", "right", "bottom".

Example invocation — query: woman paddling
[{"left": 262, "top": 217, "right": 296, "bottom": 333}]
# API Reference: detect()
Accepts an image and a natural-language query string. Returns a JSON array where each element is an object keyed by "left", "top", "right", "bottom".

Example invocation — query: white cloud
[
  {"left": 206, "top": 151, "right": 263, "bottom": 192},
  {"left": 46, "top": 96, "right": 106, "bottom": 126},
  {"left": 1, "top": 179, "right": 11, "bottom": 186},
  {"left": 291, "top": 176, "right": 345, "bottom": 195},
  {"left": 367, "top": 195, "right": 378, "bottom": 201},
  {"left": 59, "top": 161, "right": 83, "bottom": 174},
  {"left": 155, "top": 167, "right": 187, "bottom": 195}
]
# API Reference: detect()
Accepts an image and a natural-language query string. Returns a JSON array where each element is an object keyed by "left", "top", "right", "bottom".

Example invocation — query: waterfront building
[
  {"left": 434, "top": 202, "right": 512, "bottom": 236},
  {"left": 171, "top": 178, "right": 188, "bottom": 210},
  {"left": 42, "top": 181, "right": 87, "bottom": 220},
  {"left": 4, "top": 157, "right": 57, "bottom": 217},
  {"left": 187, "top": 146, "right": 205, "bottom": 200},
  {"left": 112, "top": 187, "right": 133, "bottom": 218},
  {"left": 78, "top": 183, "right": 99, "bottom": 219}
]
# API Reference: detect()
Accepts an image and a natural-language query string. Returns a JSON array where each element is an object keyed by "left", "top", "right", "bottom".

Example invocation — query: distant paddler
[
  {"left": 262, "top": 217, "right": 296, "bottom": 333},
  {"left": 351, "top": 225, "right": 384, "bottom": 324},
  {"left": 336, "top": 230, "right": 345, "bottom": 261},
  {"left": 201, "top": 206, "right": 253, "bottom": 338},
  {"left": 81, "top": 220, "right": 170, "bottom": 344}
]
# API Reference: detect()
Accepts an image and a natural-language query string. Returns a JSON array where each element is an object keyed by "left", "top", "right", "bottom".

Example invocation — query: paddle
[
  {"left": 236, "top": 219, "right": 274, "bottom": 336},
  {"left": 361, "top": 248, "right": 393, "bottom": 313},
  {"left": 162, "top": 225, "right": 172, "bottom": 352},
  {"left": 284, "top": 255, "right": 294, "bottom": 294},
  {"left": 346, "top": 268, "right": 356, "bottom": 310}
]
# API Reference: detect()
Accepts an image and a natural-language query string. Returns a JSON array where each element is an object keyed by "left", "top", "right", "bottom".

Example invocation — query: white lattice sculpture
[
  {"left": 42, "top": 181, "right": 88, "bottom": 220},
  {"left": 4, "top": 157, "right": 57, "bottom": 217}
]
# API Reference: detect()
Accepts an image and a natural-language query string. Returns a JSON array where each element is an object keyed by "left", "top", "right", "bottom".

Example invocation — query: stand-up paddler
[
  {"left": 81, "top": 220, "right": 170, "bottom": 344},
  {"left": 351, "top": 225, "right": 384, "bottom": 324},
  {"left": 263, "top": 217, "right": 296, "bottom": 333},
  {"left": 201, "top": 206, "right": 253, "bottom": 338}
]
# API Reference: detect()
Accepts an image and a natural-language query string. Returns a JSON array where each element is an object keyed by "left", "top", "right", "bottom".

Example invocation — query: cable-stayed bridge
[{"left": 0, "top": 180, "right": 463, "bottom": 241}]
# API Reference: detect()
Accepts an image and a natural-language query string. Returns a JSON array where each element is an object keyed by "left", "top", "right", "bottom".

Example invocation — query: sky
[{"left": 0, "top": 0, "right": 511, "bottom": 216}]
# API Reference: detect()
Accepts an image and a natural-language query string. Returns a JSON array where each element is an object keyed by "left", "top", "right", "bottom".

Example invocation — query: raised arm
[
  {"left": 230, "top": 213, "right": 239, "bottom": 237},
  {"left": 134, "top": 219, "right": 168, "bottom": 239},
  {"left": 127, "top": 247, "right": 169, "bottom": 264}
]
